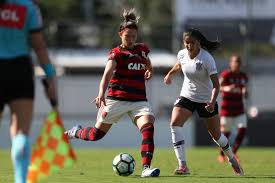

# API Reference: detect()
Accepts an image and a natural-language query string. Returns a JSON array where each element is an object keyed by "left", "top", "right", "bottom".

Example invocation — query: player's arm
[
  {"left": 242, "top": 81, "right": 249, "bottom": 99},
  {"left": 219, "top": 75, "right": 230, "bottom": 92},
  {"left": 30, "top": 32, "right": 58, "bottom": 108},
  {"left": 220, "top": 75, "right": 236, "bottom": 93},
  {"left": 94, "top": 60, "right": 117, "bottom": 108},
  {"left": 163, "top": 62, "right": 181, "bottom": 85},
  {"left": 242, "top": 86, "right": 248, "bottom": 99},
  {"left": 144, "top": 57, "right": 153, "bottom": 80},
  {"left": 210, "top": 74, "right": 220, "bottom": 103},
  {"left": 219, "top": 77, "right": 226, "bottom": 92},
  {"left": 242, "top": 73, "right": 249, "bottom": 98},
  {"left": 205, "top": 74, "right": 220, "bottom": 112}
]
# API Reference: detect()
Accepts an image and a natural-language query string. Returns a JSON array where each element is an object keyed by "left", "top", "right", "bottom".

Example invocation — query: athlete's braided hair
[
  {"left": 184, "top": 28, "right": 220, "bottom": 52},
  {"left": 119, "top": 9, "right": 140, "bottom": 32}
]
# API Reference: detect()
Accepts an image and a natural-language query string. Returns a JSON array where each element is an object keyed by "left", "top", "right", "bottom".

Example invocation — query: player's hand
[
  {"left": 242, "top": 87, "right": 248, "bottom": 98},
  {"left": 144, "top": 70, "right": 152, "bottom": 80},
  {"left": 163, "top": 74, "right": 172, "bottom": 85},
  {"left": 92, "top": 96, "right": 106, "bottom": 109},
  {"left": 205, "top": 101, "right": 215, "bottom": 113},
  {"left": 229, "top": 84, "right": 236, "bottom": 88},
  {"left": 42, "top": 78, "right": 58, "bottom": 110},
  {"left": 223, "top": 84, "right": 241, "bottom": 93}
]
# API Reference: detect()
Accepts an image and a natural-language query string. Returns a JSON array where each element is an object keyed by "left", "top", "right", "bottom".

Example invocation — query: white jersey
[{"left": 178, "top": 48, "right": 218, "bottom": 103}]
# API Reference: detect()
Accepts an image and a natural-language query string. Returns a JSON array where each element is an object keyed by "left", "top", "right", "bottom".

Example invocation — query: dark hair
[
  {"left": 119, "top": 9, "right": 140, "bottom": 32},
  {"left": 0, "top": 0, "right": 6, "bottom": 4},
  {"left": 184, "top": 28, "right": 220, "bottom": 52}
]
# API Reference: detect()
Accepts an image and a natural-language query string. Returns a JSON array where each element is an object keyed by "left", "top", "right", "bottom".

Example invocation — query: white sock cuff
[
  {"left": 170, "top": 125, "right": 184, "bottom": 144},
  {"left": 214, "top": 134, "right": 228, "bottom": 148},
  {"left": 170, "top": 126, "right": 182, "bottom": 133}
]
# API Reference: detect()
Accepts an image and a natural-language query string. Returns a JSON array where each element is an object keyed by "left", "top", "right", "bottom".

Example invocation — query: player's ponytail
[
  {"left": 184, "top": 28, "right": 220, "bottom": 52},
  {"left": 119, "top": 9, "right": 140, "bottom": 32}
]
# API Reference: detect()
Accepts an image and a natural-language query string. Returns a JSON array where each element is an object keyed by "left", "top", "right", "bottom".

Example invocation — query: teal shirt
[{"left": 0, "top": 0, "right": 42, "bottom": 59}]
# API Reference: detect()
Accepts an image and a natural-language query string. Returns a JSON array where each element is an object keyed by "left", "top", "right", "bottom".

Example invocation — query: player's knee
[
  {"left": 238, "top": 123, "right": 247, "bottom": 129},
  {"left": 236, "top": 127, "right": 246, "bottom": 137},
  {"left": 210, "top": 130, "right": 221, "bottom": 141},
  {"left": 213, "top": 134, "right": 221, "bottom": 141},
  {"left": 213, "top": 133, "right": 228, "bottom": 148}
]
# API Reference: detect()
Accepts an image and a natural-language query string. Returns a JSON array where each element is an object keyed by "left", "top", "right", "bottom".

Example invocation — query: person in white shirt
[{"left": 164, "top": 28, "right": 244, "bottom": 176}]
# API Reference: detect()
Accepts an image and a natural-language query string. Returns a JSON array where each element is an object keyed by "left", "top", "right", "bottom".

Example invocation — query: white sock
[
  {"left": 171, "top": 126, "right": 186, "bottom": 167},
  {"left": 213, "top": 134, "right": 234, "bottom": 160}
]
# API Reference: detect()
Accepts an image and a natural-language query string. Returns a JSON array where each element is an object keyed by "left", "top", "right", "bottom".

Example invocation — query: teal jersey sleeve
[
  {"left": 0, "top": 0, "right": 43, "bottom": 58},
  {"left": 27, "top": 1, "right": 43, "bottom": 32}
]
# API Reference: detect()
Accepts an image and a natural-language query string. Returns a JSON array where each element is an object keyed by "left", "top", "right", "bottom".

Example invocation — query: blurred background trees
[
  {"left": 37, "top": 0, "right": 275, "bottom": 57},
  {"left": 38, "top": 0, "right": 173, "bottom": 51}
]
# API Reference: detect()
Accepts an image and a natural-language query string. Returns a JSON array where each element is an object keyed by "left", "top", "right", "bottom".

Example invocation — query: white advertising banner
[{"left": 175, "top": 0, "right": 275, "bottom": 23}]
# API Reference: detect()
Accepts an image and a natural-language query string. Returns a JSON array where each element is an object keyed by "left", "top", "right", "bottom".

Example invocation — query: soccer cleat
[
  {"left": 217, "top": 155, "right": 226, "bottom": 163},
  {"left": 229, "top": 157, "right": 244, "bottom": 176},
  {"left": 174, "top": 165, "right": 190, "bottom": 175},
  {"left": 64, "top": 125, "right": 82, "bottom": 139},
  {"left": 141, "top": 166, "right": 160, "bottom": 178}
]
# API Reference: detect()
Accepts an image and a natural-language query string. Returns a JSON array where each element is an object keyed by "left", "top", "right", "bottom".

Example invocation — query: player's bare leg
[
  {"left": 9, "top": 99, "right": 33, "bottom": 183},
  {"left": 205, "top": 115, "right": 244, "bottom": 176},
  {"left": 232, "top": 127, "right": 246, "bottom": 163}
]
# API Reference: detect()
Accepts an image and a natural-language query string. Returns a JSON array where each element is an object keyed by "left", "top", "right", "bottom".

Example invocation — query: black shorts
[
  {"left": 174, "top": 96, "right": 219, "bottom": 118},
  {"left": 0, "top": 57, "right": 34, "bottom": 111}
]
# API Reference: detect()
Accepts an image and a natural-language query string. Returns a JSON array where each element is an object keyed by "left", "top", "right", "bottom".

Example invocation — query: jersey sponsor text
[{"left": 0, "top": 4, "right": 26, "bottom": 29}]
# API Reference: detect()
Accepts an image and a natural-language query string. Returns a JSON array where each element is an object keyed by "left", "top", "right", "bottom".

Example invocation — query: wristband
[{"left": 42, "top": 64, "right": 56, "bottom": 77}]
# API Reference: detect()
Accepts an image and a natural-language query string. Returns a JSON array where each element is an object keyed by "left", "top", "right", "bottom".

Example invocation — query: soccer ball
[{"left": 112, "top": 153, "right": 135, "bottom": 176}]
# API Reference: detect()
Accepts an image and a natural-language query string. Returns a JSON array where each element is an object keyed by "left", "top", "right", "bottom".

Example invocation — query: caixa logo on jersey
[
  {"left": 0, "top": 4, "right": 27, "bottom": 29},
  {"left": 128, "top": 63, "right": 146, "bottom": 70}
]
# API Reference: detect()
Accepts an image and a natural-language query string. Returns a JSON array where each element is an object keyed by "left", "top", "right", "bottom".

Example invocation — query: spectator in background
[
  {"left": 164, "top": 28, "right": 244, "bottom": 176},
  {"left": 218, "top": 55, "right": 248, "bottom": 163},
  {"left": 0, "top": 0, "right": 58, "bottom": 183}
]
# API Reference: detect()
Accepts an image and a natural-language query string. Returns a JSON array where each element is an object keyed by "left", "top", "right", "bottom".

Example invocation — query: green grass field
[{"left": 1, "top": 147, "right": 275, "bottom": 183}]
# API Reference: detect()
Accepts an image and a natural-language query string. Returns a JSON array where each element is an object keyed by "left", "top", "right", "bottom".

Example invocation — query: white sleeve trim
[{"left": 209, "top": 71, "right": 218, "bottom": 76}]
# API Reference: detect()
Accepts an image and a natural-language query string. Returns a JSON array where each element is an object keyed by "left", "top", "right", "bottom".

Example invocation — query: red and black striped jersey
[
  {"left": 107, "top": 43, "right": 150, "bottom": 101},
  {"left": 220, "top": 69, "right": 248, "bottom": 116}
]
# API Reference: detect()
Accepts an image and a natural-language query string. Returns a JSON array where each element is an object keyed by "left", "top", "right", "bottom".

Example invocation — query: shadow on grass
[
  {"left": 128, "top": 175, "right": 275, "bottom": 179},
  {"left": 195, "top": 175, "right": 275, "bottom": 179}
]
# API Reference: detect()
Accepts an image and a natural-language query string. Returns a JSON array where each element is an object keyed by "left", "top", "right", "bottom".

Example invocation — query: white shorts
[
  {"left": 97, "top": 99, "right": 154, "bottom": 124},
  {"left": 220, "top": 114, "right": 247, "bottom": 131}
]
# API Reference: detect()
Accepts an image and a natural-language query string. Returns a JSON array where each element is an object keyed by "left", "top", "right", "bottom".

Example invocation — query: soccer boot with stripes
[
  {"left": 174, "top": 165, "right": 190, "bottom": 175},
  {"left": 229, "top": 157, "right": 244, "bottom": 176},
  {"left": 64, "top": 125, "right": 82, "bottom": 139}
]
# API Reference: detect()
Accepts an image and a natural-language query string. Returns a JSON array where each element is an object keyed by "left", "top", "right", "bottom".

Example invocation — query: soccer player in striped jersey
[
  {"left": 65, "top": 9, "right": 160, "bottom": 178},
  {"left": 164, "top": 28, "right": 244, "bottom": 176},
  {"left": 218, "top": 55, "right": 248, "bottom": 163}
]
